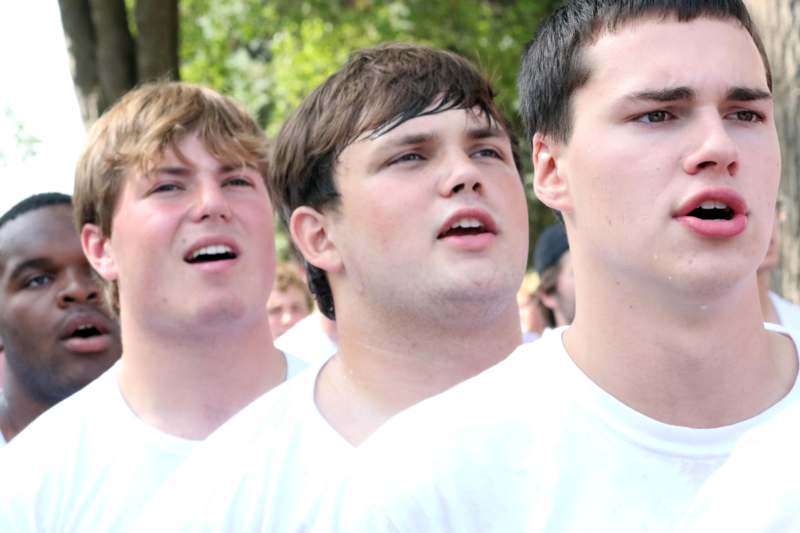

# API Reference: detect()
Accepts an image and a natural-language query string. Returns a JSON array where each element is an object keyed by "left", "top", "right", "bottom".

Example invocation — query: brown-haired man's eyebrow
[
  {"left": 381, "top": 133, "right": 434, "bottom": 148},
  {"left": 726, "top": 87, "right": 771, "bottom": 102},
  {"left": 466, "top": 126, "right": 507, "bottom": 141},
  {"left": 626, "top": 87, "right": 695, "bottom": 103}
]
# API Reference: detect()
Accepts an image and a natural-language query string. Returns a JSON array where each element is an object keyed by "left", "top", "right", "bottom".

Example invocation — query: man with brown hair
[
  {"left": 0, "top": 82, "right": 304, "bottom": 531},
  {"left": 132, "top": 43, "right": 529, "bottom": 532}
]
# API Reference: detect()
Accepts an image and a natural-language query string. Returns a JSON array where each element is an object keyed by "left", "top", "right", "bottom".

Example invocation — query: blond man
[{"left": 0, "top": 82, "right": 305, "bottom": 531}]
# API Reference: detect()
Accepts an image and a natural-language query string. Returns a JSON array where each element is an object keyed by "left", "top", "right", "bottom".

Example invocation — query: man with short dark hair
[
  {"left": 326, "top": 2, "right": 799, "bottom": 531},
  {"left": 131, "top": 43, "right": 529, "bottom": 532},
  {"left": 0, "top": 193, "right": 121, "bottom": 445}
]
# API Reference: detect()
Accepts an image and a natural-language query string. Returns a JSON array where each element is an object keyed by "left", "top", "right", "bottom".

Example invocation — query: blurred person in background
[
  {"left": 517, "top": 272, "right": 546, "bottom": 342},
  {"left": 758, "top": 203, "right": 800, "bottom": 331},
  {"left": 534, "top": 223, "right": 575, "bottom": 328},
  {"left": 0, "top": 193, "right": 121, "bottom": 445},
  {"left": 267, "top": 262, "right": 313, "bottom": 340}
]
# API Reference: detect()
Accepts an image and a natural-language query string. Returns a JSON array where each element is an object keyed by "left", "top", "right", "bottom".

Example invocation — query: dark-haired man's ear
[
  {"left": 532, "top": 133, "right": 573, "bottom": 214},
  {"left": 289, "top": 207, "right": 343, "bottom": 275},
  {"left": 81, "top": 224, "right": 119, "bottom": 282}
]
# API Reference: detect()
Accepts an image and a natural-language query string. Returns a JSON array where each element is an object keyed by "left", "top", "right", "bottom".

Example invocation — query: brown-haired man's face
[{"left": 324, "top": 107, "right": 529, "bottom": 317}]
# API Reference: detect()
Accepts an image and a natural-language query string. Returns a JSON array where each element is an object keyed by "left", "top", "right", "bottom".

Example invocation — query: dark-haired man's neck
[
  {"left": 563, "top": 258, "right": 797, "bottom": 429},
  {"left": 315, "top": 298, "right": 522, "bottom": 446}
]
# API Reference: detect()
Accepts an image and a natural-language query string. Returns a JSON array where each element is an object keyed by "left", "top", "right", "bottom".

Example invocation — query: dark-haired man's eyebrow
[
  {"left": 626, "top": 87, "right": 694, "bottom": 103},
  {"left": 726, "top": 87, "right": 771, "bottom": 102}
]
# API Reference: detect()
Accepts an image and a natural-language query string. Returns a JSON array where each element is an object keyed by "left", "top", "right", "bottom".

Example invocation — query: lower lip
[
  {"left": 62, "top": 334, "right": 112, "bottom": 354},
  {"left": 186, "top": 258, "right": 238, "bottom": 273},
  {"left": 677, "top": 213, "right": 747, "bottom": 238},
  {"left": 439, "top": 232, "right": 496, "bottom": 251}
]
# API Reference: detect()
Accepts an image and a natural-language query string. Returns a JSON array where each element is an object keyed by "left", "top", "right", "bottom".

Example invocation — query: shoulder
[{"left": 682, "top": 401, "right": 800, "bottom": 532}]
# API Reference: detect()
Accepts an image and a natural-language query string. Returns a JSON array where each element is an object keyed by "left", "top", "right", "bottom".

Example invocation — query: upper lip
[
  {"left": 58, "top": 309, "right": 112, "bottom": 340},
  {"left": 674, "top": 189, "right": 748, "bottom": 217},
  {"left": 183, "top": 236, "right": 241, "bottom": 262},
  {"left": 436, "top": 208, "right": 498, "bottom": 238}
]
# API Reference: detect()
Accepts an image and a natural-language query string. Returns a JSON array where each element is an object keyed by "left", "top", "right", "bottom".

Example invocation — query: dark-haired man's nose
[{"left": 683, "top": 115, "right": 739, "bottom": 178}]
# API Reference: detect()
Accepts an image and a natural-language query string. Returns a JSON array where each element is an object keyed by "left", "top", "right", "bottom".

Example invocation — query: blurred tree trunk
[
  {"left": 135, "top": 0, "right": 179, "bottom": 82},
  {"left": 747, "top": 0, "right": 800, "bottom": 303},
  {"left": 57, "top": 0, "right": 179, "bottom": 128}
]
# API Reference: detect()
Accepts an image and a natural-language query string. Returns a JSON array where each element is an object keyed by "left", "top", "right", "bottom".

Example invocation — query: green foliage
[
  {"left": 179, "top": 0, "right": 558, "bottom": 263},
  {"left": 0, "top": 107, "right": 40, "bottom": 166}
]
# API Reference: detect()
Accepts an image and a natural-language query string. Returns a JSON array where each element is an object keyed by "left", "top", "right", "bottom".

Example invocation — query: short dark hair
[
  {"left": 0, "top": 193, "right": 72, "bottom": 233},
  {"left": 518, "top": 0, "right": 771, "bottom": 142},
  {"left": 271, "top": 43, "right": 521, "bottom": 320}
]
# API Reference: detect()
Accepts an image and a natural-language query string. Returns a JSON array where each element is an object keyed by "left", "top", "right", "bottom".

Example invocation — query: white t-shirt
[
  {"left": 769, "top": 291, "right": 800, "bottom": 332},
  {"left": 680, "top": 396, "right": 800, "bottom": 532},
  {"left": 322, "top": 326, "right": 800, "bottom": 533},
  {"left": 0, "top": 353, "right": 307, "bottom": 533},
  {"left": 132, "top": 359, "right": 354, "bottom": 532},
  {"left": 274, "top": 313, "right": 337, "bottom": 364}
]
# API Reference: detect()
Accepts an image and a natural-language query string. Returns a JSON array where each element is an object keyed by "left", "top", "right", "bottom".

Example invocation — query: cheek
[{"left": 356, "top": 201, "right": 413, "bottom": 251}]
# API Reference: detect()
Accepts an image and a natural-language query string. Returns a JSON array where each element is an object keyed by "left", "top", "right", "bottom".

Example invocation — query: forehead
[
  {"left": 269, "top": 284, "right": 307, "bottom": 300},
  {"left": 581, "top": 17, "right": 768, "bottom": 98},
  {"left": 358, "top": 107, "right": 502, "bottom": 146},
  {"left": 0, "top": 205, "right": 80, "bottom": 268}
]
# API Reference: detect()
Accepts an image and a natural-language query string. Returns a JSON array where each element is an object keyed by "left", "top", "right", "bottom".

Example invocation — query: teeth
[
  {"left": 699, "top": 200, "right": 728, "bottom": 210},
  {"left": 450, "top": 218, "right": 483, "bottom": 230},
  {"left": 191, "top": 245, "right": 233, "bottom": 259},
  {"left": 76, "top": 325, "right": 94, "bottom": 331}
]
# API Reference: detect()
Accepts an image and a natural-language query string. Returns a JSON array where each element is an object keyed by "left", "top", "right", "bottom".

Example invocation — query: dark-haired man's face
[
  {"left": 536, "top": 17, "right": 779, "bottom": 298},
  {"left": 0, "top": 205, "right": 121, "bottom": 404}
]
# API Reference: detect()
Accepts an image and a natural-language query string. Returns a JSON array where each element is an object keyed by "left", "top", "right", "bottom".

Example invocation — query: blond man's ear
[{"left": 81, "top": 224, "right": 119, "bottom": 282}]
